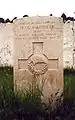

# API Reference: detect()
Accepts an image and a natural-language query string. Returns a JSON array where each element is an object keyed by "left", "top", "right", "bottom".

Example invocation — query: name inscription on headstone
[{"left": 15, "top": 21, "right": 62, "bottom": 40}]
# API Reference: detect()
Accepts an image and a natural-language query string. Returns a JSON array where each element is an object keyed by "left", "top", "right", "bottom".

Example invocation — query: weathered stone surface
[
  {"left": 13, "top": 16, "right": 63, "bottom": 103},
  {"left": 63, "top": 20, "right": 74, "bottom": 68},
  {"left": 0, "top": 23, "right": 13, "bottom": 66},
  {"left": 0, "top": 17, "right": 75, "bottom": 68}
]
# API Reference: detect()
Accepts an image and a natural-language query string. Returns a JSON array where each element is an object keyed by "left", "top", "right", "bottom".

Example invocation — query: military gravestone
[{"left": 13, "top": 16, "right": 63, "bottom": 103}]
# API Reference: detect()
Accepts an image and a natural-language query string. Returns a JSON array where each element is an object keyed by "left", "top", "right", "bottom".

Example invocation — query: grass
[
  {"left": 64, "top": 70, "right": 75, "bottom": 98},
  {"left": 0, "top": 66, "right": 13, "bottom": 91},
  {"left": 0, "top": 67, "right": 75, "bottom": 99},
  {"left": 0, "top": 66, "right": 13, "bottom": 103},
  {"left": 0, "top": 66, "right": 75, "bottom": 120}
]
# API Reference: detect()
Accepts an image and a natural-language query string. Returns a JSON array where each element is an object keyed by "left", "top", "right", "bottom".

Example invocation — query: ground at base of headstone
[{"left": 0, "top": 67, "right": 75, "bottom": 120}]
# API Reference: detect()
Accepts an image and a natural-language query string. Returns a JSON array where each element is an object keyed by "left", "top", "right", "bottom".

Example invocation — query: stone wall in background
[
  {"left": 0, "top": 16, "right": 75, "bottom": 68},
  {"left": 63, "top": 21, "right": 74, "bottom": 68},
  {"left": 63, "top": 20, "right": 75, "bottom": 68},
  {"left": 0, "top": 23, "right": 13, "bottom": 66}
]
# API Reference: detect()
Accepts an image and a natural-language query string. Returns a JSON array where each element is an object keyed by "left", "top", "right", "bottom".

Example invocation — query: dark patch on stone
[
  {"left": 5, "top": 18, "right": 10, "bottom": 23},
  {"left": 0, "top": 18, "right": 5, "bottom": 23},
  {"left": 23, "top": 15, "right": 29, "bottom": 17}
]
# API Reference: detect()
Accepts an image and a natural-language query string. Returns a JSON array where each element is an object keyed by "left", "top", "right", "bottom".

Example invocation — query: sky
[{"left": 0, "top": 0, "right": 75, "bottom": 20}]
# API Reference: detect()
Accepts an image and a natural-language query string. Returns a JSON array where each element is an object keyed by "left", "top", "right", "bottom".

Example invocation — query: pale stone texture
[
  {"left": 0, "top": 17, "right": 75, "bottom": 68},
  {"left": 13, "top": 16, "right": 63, "bottom": 103},
  {"left": 0, "top": 23, "right": 13, "bottom": 66},
  {"left": 63, "top": 20, "right": 75, "bottom": 68}
]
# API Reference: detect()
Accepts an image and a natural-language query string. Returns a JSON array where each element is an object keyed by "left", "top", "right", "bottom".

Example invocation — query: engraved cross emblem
[{"left": 18, "top": 42, "right": 58, "bottom": 71}]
